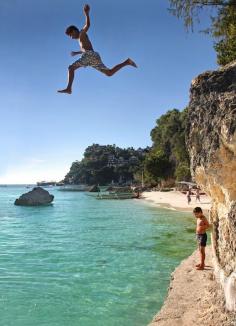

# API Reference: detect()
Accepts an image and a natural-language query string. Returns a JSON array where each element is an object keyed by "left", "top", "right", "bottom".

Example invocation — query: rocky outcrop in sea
[{"left": 14, "top": 187, "right": 54, "bottom": 206}]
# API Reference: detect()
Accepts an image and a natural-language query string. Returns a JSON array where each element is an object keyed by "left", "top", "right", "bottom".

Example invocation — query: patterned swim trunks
[
  {"left": 196, "top": 233, "right": 207, "bottom": 247},
  {"left": 72, "top": 51, "right": 109, "bottom": 72}
]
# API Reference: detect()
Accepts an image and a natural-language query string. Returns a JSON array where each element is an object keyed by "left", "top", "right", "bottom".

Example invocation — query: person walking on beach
[
  {"left": 187, "top": 188, "right": 191, "bottom": 205},
  {"left": 58, "top": 4, "right": 137, "bottom": 94},
  {"left": 193, "top": 207, "right": 210, "bottom": 270},
  {"left": 196, "top": 187, "right": 201, "bottom": 202}
]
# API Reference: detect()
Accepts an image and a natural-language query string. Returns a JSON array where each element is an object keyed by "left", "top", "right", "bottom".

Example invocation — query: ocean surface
[{"left": 0, "top": 185, "right": 197, "bottom": 326}]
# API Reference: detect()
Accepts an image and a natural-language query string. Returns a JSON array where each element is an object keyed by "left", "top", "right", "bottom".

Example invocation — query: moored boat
[
  {"left": 57, "top": 184, "right": 89, "bottom": 192},
  {"left": 96, "top": 192, "right": 139, "bottom": 200}
]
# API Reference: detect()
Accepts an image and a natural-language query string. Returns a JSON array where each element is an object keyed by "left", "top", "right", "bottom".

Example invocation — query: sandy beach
[{"left": 141, "top": 191, "right": 212, "bottom": 212}]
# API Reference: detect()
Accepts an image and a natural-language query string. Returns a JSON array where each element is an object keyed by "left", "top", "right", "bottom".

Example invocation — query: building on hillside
[
  {"left": 129, "top": 156, "right": 139, "bottom": 164},
  {"left": 118, "top": 157, "right": 126, "bottom": 166},
  {"left": 107, "top": 155, "right": 117, "bottom": 167}
]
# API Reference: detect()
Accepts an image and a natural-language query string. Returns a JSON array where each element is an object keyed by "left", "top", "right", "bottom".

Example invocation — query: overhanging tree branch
[{"left": 192, "top": 1, "right": 236, "bottom": 5}]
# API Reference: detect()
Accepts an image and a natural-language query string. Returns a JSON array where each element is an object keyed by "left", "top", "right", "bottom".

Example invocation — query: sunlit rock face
[{"left": 186, "top": 61, "right": 236, "bottom": 311}]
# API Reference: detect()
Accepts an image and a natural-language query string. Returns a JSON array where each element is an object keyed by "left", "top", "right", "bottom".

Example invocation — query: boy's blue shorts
[{"left": 196, "top": 233, "right": 207, "bottom": 247}]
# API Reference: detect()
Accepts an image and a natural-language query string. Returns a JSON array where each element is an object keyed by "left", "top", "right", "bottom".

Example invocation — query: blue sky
[{"left": 0, "top": 0, "right": 217, "bottom": 184}]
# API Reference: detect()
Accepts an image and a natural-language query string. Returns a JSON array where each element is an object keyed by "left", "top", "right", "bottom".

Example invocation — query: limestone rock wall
[{"left": 186, "top": 61, "right": 236, "bottom": 311}]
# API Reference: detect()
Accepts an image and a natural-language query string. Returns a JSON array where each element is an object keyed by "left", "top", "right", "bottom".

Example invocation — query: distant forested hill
[
  {"left": 64, "top": 109, "right": 191, "bottom": 186},
  {"left": 64, "top": 144, "right": 150, "bottom": 185}
]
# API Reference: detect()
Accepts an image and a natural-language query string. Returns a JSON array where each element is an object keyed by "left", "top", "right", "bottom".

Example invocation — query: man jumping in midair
[{"left": 58, "top": 4, "right": 137, "bottom": 94}]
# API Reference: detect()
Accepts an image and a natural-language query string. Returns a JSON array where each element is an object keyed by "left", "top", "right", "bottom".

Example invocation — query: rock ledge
[{"left": 149, "top": 246, "right": 236, "bottom": 326}]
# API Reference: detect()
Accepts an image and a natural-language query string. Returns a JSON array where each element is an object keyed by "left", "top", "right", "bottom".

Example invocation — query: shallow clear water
[{"left": 0, "top": 186, "right": 197, "bottom": 326}]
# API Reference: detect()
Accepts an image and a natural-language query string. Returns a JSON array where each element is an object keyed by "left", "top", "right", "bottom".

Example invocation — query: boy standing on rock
[{"left": 193, "top": 207, "right": 210, "bottom": 270}]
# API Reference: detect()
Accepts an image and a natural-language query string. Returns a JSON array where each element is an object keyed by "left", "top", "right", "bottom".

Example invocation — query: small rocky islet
[{"left": 14, "top": 187, "right": 54, "bottom": 206}]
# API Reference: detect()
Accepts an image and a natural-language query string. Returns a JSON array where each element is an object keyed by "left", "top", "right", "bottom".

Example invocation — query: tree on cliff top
[{"left": 168, "top": 0, "right": 236, "bottom": 65}]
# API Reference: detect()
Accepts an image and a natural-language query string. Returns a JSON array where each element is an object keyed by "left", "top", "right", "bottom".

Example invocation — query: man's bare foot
[
  {"left": 196, "top": 265, "right": 205, "bottom": 270},
  {"left": 127, "top": 58, "right": 138, "bottom": 68},
  {"left": 195, "top": 263, "right": 201, "bottom": 267},
  {"left": 57, "top": 88, "right": 72, "bottom": 94}
]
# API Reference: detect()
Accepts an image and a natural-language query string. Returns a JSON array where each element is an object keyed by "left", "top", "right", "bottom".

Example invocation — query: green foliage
[
  {"left": 212, "top": 1, "right": 236, "bottom": 65},
  {"left": 64, "top": 110, "right": 191, "bottom": 186},
  {"left": 168, "top": 0, "right": 236, "bottom": 65},
  {"left": 168, "top": 0, "right": 227, "bottom": 30},
  {"left": 175, "top": 163, "right": 191, "bottom": 181},
  {"left": 64, "top": 144, "right": 149, "bottom": 185},
  {"left": 144, "top": 149, "right": 171, "bottom": 182},
  {"left": 144, "top": 108, "right": 191, "bottom": 183}
]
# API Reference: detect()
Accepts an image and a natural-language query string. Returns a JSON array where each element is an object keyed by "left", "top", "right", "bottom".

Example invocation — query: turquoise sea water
[{"left": 0, "top": 186, "right": 197, "bottom": 326}]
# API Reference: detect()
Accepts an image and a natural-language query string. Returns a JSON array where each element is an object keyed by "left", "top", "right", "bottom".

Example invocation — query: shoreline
[
  {"left": 140, "top": 190, "right": 211, "bottom": 213},
  {"left": 140, "top": 192, "right": 236, "bottom": 325},
  {"left": 148, "top": 246, "right": 236, "bottom": 326},
  {"left": 138, "top": 191, "right": 234, "bottom": 325}
]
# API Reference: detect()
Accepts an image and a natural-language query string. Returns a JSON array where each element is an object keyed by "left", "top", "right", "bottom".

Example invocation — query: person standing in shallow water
[
  {"left": 196, "top": 187, "right": 201, "bottom": 202},
  {"left": 58, "top": 4, "right": 137, "bottom": 94},
  {"left": 193, "top": 207, "right": 210, "bottom": 270},
  {"left": 187, "top": 188, "right": 191, "bottom": 205}
]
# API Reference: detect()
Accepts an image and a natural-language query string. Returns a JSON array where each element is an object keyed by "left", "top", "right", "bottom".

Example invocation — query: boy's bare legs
[
  {"left": 57, "top": 58, "right": 137, "bottom": 93},
  {"left": 196, "top": 246, "right": 205, "bottom": 270},
  {"left": 101, "top": 58, "right": 137, "bottom": 76},
  {"left": 58, "top": 64, "right": 81, "bottom": 94}
]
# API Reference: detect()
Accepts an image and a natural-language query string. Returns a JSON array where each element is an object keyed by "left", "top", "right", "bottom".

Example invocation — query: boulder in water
[{"left": 14, "top": 187, "right": 54, "bottom": 206}]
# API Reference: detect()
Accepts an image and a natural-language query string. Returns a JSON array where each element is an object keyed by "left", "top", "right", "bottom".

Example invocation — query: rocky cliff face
[{"left": 186, "top": 60, "right": 236, "bottom": 311}]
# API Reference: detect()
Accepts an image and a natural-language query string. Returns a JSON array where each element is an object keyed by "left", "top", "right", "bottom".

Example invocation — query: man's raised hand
[
  {"left": 84, "top": 4, "right": 90, "bottom": 14},
  {"left": 82, "top": 4, "right": 91, "bottom": 32}
]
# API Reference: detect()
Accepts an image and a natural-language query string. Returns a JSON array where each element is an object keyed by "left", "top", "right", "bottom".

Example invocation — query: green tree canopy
[
  {"left": 144, "top": 149, "right": 172, "bottom": 183},
  {"left": 144, "top": 108, "right": 191, "bottom": 183},
  {"left": 168, "top": 0, "right": 236, "bottom": 65},
  {"left": 64, "top": 144, "right": 149, "bottom": 185}
]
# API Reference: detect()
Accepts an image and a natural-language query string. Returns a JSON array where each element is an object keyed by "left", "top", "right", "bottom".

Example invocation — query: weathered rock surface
[
  {"left": 14, "top": 187, "right": 54, "bottom": 206},
  {"left": 186, "top": 61, "right": 236, "bottom": 311},
  {"left": 149, "top": 247, "right": 236, "bottom": 326}
]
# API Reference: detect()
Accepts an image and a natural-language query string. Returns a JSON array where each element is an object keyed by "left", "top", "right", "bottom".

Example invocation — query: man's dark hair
[
  {"left": 193, "top": 207, "right": 202, "bottom": 213},
  {"left": 65, "top": 25, "right": 79, "bottom": 35}
]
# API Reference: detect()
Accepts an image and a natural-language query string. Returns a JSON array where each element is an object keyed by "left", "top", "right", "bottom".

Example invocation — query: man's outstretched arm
[{"left": 82, "top": 4, "right": 90, "bottom": 32}]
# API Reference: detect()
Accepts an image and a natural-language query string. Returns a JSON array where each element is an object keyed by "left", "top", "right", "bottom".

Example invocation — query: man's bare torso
[
  {"left": 78, "top": 31, "right": 94, "bottom": 52},
  {"left": 196, "top": 216, "right": 208, "bottom": 234}
]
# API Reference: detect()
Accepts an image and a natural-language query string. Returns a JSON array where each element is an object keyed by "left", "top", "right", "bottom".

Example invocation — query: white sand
[{"left": 141, "top": 191, "right": 212, "bottom": 212}]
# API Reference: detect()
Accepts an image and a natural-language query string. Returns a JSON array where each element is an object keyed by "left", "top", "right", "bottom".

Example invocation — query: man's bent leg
[
  {"left": 101, "top": 58, "right": 137, "bottom": 77},
  {"left": 58, "top": 64, "right": 81, "bottom": 94}
]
